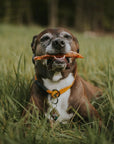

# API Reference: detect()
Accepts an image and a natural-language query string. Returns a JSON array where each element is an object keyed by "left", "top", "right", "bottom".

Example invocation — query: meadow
[{"left": 0, "top": 24, "right": 114, "bottom": 144}]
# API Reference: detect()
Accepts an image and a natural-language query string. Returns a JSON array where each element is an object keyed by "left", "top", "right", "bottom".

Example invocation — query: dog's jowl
[{"left": 23, "top": 28, "right": 102, "bottom": 124}]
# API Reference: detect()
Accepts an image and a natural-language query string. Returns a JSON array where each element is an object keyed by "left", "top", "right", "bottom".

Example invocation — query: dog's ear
[
  {"left": 73, "top": 37, "right": 79, "bottom": 53},
  {"left": 31, "top": 35, "right": 38, "bottom": 54},
  {"left": 77, "top": 49, "right": 79, "bottom": 53}
]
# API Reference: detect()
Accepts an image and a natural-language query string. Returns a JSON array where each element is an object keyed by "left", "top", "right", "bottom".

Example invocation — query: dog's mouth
[
  {"left": 34, "top": 51, "right": 83, "bottom": 71},
  {"left": 46, "top": 55, "right": 71, "bottom": 71}
]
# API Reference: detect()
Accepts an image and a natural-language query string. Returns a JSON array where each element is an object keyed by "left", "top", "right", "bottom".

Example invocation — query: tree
[{"left": 48, "top": 0, "right": 58, "bottom": 27}]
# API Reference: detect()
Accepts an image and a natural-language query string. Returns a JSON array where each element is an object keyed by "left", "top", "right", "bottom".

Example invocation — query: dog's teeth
[
  {"left": 63, "top": 55, "right": 65, "bottom": 58},
  {"left": 60, "top": 55, "right": 65, "bottom": 60},
  {"left": 69, "top": 58, "right": 72, "bottom": 63},
  {"left": 54, "top": 55, "right": 65, "bottom": 60}
]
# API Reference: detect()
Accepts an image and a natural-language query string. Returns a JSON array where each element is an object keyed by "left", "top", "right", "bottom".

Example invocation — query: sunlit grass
[{"left": 0, "top": 24, "right": 114, "bottom": 144}]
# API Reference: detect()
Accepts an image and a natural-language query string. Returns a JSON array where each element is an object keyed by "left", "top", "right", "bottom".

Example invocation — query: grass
[{"left": 0, "top": 24, "right": 114, "bottom": 144}]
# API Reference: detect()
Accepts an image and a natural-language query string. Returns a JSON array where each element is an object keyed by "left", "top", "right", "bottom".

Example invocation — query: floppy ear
[
  {"left": 73, "top": 37, "right": 79, "bottom": 53},
  {"left": 72, "top": 35, "right": 79, "bottom": 53},
  {"left": 77, "top": 48, "right": 79, "bottom": 53},
  {"left": 31, "top": 35, "right": 38, "bottom": 54}
]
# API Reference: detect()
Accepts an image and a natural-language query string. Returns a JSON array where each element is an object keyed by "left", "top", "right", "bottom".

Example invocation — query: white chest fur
[{"left": 43, "top": 73, "right": 74, "bottom": 123}]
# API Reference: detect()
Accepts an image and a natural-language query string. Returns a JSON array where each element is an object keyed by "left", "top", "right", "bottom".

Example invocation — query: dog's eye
[
  {"left": 40, "top": 36, "right": 50, "bottom": 42},
  {"left": 64, "top": 34, "right": 72, "bottom": 39}
]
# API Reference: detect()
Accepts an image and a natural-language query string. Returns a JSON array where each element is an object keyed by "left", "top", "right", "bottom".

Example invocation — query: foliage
[
  {"left": 0, "top": 0, "right": 114, "bottom": 31},
  {"left": 0, "top": 24, "right": 114, "bottom": 144}
]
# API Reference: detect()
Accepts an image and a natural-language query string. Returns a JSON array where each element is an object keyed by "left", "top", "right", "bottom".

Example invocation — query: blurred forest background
[{"left": 0, "top": 0, "right": 114, "bottom": 32}]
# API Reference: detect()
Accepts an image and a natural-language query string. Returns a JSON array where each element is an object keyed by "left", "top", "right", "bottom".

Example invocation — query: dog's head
[{"left": 31, "top": 28, "right": 79, "bottom": 80}]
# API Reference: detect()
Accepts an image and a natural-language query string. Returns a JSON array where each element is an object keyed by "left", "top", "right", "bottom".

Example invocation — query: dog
[{"left": 23, "top": 28, "right": 102, "bottom": 125}]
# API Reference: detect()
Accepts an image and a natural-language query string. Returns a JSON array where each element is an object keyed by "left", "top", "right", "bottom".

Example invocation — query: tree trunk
[
  {"left": 48, "top": 0, "right": 58, "bottom": 27},
  {"left": 3, "top": 0, "right": 11, "bottom": 22},
  {"left": 74, "top": 0, "right": 84, "bottom": 31}
]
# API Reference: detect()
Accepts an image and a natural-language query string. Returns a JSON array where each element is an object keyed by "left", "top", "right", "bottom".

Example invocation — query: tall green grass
[{"left": 0, "top": 24, "right": 114, "bottom": 144}]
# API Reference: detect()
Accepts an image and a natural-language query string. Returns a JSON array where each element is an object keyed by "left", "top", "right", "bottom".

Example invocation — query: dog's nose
[{"left": 52, "top": 38, "right": 65, "bottom": 49}]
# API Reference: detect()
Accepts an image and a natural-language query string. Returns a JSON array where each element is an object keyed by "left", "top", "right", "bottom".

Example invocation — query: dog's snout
[{"left": 52, "top": 38, "right": 65, "bottom": 49}]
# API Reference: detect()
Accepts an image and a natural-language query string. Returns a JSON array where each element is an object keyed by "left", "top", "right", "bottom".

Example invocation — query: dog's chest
[{"left": 43, "top": 73, "right": 74, "bottom": 123}]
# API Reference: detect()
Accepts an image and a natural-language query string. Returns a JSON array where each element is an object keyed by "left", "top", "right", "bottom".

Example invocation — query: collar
[{"left": 34, "top": 73, "right": 76, "bottom": 99}]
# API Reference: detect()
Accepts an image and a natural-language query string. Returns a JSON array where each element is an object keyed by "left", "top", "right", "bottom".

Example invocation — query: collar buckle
[{"left": 51, "top": 89, "right": 60, "bottom": 99}]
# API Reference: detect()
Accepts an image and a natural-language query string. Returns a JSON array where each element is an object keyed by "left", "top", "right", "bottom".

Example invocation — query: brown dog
[{"left": 23, "top": 28, "right": 102, "bottom": 124}]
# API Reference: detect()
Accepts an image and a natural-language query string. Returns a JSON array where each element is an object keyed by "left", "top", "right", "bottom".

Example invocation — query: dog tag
[{"left": 50, "top": 108, "right": 60, "bottom": 121}]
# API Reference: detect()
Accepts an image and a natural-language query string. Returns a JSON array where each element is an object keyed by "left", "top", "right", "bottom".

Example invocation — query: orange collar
[{"left": 35, "top": 73, "right": 76, "bottom": 99}]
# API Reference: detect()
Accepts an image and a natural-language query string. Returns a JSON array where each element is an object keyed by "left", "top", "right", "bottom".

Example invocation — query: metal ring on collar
[{"left": 51, "top": 89, "right": 60, "bottom": 99}]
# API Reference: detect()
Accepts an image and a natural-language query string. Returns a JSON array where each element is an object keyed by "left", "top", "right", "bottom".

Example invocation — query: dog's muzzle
[
  {"left": 46, "top": 38, "right": 70, "bottom": 71},
  {"left": 51, "top": 56, "right": 67, "bottom": 70},
  {"left": 46, "top": 56, "right": 71, "bottom": 71},
  {"left": 52, "top": 38, "right": 65, "bottom": 50}
]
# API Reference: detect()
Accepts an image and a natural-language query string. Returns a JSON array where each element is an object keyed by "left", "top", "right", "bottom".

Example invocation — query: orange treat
[{"left": 34, "top": 51, "right": 84, "bottom": 61}]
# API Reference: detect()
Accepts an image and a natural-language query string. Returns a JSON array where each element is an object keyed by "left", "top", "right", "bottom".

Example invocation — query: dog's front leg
[
  {"left": 69, "top": 82, "right": 102, "bottom": 128},
  {"left": 78, "top": 97, "right": 101, "bottom": 119},
  {"left": 22, "top": 83, "right": 48, "bottom": 121},
  {"left": 79, "top": 97, "right": 102, "bottom": 131}
]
